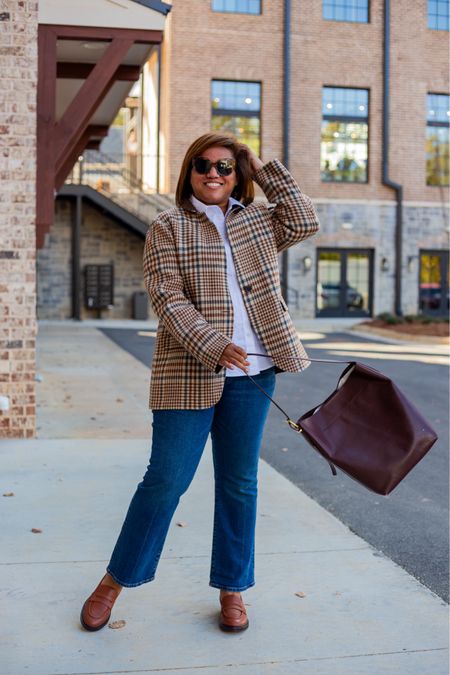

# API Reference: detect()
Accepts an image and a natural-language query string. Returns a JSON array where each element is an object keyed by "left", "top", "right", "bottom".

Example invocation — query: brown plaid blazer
[{"left": 143, "top": 159, "right": 320, "bottom": 409}]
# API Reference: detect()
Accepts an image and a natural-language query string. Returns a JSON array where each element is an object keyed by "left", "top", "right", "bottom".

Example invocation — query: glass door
[
  {"left": 316, "top": 248, "right": 373, "bottom": 317},
  {"left": 419, "top": 250, "right": 449, "bottom": 316}
]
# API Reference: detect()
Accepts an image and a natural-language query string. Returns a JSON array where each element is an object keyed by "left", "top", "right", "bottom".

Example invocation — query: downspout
[
  {"left": 156, "top": 43, "right": 161, "bottom": 193},
  {"left": 71, "top": 193, "right": 82, "bottom": 320},
  {"left": 382, "top": 0, "right": 403, "bottom": 315},
  {"left": 281, "top": 0, "right": 291, "bottom": 301}
]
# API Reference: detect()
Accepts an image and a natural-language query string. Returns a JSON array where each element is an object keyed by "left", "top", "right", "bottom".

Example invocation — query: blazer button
[{"left": 243, "top": 284, "right": 252, "bottom": 294}]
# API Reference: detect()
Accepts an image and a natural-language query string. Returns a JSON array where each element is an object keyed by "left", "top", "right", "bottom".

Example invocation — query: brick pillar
[{"left": 0, "top": 2, "right": 38, "bottom": 438}]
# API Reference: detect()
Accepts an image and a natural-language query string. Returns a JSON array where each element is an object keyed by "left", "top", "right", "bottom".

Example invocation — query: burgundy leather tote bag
[{"left": 247, "top": 355, "right": 438, "bottom": 496}]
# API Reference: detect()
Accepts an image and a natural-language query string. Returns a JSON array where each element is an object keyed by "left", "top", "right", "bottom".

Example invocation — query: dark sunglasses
[{"left": 192, "top": 157, "right": 236, "bottom": 176}]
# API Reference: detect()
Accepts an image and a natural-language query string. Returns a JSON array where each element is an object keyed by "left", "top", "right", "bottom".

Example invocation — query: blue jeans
[{"left": 107, "top": 367, "right": 276, "bottom": 591}]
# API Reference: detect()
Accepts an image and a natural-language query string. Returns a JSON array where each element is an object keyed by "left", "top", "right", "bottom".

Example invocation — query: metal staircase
[{"left": 60, "top": 151, "right": 175, "bottom": 234}]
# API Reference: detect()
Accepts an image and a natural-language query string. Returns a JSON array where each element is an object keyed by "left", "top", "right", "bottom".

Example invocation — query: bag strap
[
  {"left": 245, "top": 352, "right": 351, "bottom": 428},
  {"left": 244, "top": 352, "right": 355, "bottom": 477},
  {"left": 245, "top": 352, "right": 353, "bottom": 433}
]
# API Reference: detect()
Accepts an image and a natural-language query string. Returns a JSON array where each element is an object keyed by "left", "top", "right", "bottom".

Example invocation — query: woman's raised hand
[
  {"left": 238, "top": 143, "right": 264, "bottom": 176},
  {"left": 219, "top": 344, "right": 251, "bottom": 373}
]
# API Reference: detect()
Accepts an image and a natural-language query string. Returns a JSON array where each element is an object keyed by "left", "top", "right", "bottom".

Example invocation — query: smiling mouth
[{"left": 204, "top": 181, "right": 224, "bottom": 187}]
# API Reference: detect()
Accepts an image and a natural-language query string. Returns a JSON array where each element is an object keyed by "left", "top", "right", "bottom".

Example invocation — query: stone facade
[
  {"left": 0, "top": 2, "right": 38, "bottom": 439},
  {"left": 37, "top": 200, "right": 156, "bottom": 321},
  {"left": 162, "top": 0, "right": 449, "bottom": 203},
  {"left": 288, "top": 201, "right": 449, "bottom": 319}
]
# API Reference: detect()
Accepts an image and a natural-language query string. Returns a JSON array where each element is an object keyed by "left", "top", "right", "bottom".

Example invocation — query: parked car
[
  {"left": 419, "top": 283, "right": 449, "bottom": 311},
  {"left": 317, "top": 282, "right": 364, "bottom": 310}
]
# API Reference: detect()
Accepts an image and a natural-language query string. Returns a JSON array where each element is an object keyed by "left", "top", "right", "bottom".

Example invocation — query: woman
[{"left": 80, "top": 132, "right": 320, "bottom": 633}]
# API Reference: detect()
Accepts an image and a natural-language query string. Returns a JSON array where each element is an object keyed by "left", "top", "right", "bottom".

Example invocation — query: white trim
[
  {"left": 39, "top": 0, "right": 166, "bottom": 30},
  {"left": 311, "top": 198, "right": 449, "bottom": 208},
  {"left": 312, "top": 198, "right": 395, "bottom": 206},
  {"left": 403, "top": 201, "right": 450, "bottom": 208}
]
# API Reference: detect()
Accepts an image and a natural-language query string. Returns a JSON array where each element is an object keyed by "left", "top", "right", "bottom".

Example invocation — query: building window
[
  {"left": 419, "top": 250, "right": 449, "bottom": 316},
  {"left": 321, "top": 87, "right": 369, "bottom": 183},
  {"left": 212, "top": 0, "right": 261, "bottom": 14},
  {"left": 211, "top": 80, "right": 261, "bottom": 155},
  {"left": 323, "top": 0, "right": 369, "bottom": 23},
  {"left": 426, "top": 93, "right": 450, "bottom": 186},
  {"left": 316, "top": 249, "right": 373, "bottom": 317},
  {"left": 428, "top": 0, "right": 449, "bottom": 30}
]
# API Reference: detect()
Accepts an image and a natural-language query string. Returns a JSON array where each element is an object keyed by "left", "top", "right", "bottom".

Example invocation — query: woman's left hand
[{"left": 239, "top": 143, "right": 264, "bottom": 176}]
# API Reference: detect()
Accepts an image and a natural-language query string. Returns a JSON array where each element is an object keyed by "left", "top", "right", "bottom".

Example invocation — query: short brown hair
[{"left": 175, "top": 132, "right": 255, "bottom": 207}]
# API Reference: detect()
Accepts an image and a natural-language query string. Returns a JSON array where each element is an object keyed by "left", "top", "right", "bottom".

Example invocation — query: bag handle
[
  {"left": 244, "top": 352, "right": 355, "bottom": 477},
  {"left": 245, "top": 352, "right": 352, "bottom": 428}
]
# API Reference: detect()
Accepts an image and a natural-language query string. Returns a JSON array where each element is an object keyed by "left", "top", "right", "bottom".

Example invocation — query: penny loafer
[
  {"left": 219, "top": 593, "right": 249, "bottom": 632},
  {"left": 80, "top": 581, "right": 121, "bottom": 632}
]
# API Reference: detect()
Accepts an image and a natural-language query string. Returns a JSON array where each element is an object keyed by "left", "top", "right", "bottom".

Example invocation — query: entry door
[
  {"left": 316, "top": 249, "right": 373, "bottom": 317},
  {"left": 419, "top": 250, "right": 449, "bottom": 316}
]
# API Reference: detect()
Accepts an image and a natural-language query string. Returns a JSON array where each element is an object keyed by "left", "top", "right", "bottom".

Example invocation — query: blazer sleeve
[
  {"left": 252, "top": 159, "right": 320, "bottom": 253},
  {"left": 143, "top": 214, "right": 231, "bottom": 372}
]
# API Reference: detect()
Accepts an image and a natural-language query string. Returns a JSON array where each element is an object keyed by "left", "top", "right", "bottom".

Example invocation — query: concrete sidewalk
[{"left": 1, "top": 325, "right": 448, "bottom": 675}]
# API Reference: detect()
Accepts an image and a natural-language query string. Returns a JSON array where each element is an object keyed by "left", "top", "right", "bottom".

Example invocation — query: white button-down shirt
[{"left": 191, "top": 195, "right": 274, "bottom": 377}]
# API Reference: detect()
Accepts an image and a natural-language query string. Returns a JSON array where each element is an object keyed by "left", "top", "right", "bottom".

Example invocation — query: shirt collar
[{"left": 190, "top": 194, "right": 243, "bottom": 217}]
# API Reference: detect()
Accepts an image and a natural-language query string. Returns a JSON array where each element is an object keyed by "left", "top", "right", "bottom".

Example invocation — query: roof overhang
[
  {"left": 38, "top": 0, "right": 169, "bottom": 30},
  {"left": 36, "top": 1, "right": 170, "bottom": 247}
]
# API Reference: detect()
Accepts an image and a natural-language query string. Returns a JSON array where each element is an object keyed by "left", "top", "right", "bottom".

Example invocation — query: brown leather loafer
[
  {"left": 219, "top": 593, "right": 249, "bottom": 632},
  {"left": 80, "top": 581, "right": 121, "bottom": 632}
]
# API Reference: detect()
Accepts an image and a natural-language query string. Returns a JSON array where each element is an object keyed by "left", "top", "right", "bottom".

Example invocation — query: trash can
[{"left": 133, "top": 291, "right": 148, "bottom": 320}]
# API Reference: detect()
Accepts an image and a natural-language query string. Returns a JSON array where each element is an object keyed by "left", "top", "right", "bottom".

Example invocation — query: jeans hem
[
  {"left": 107, "top": 567, "right": 155, "bottom": 588},
  {"left": 209, "top": 580, "right": 255, "bottom": 592}
]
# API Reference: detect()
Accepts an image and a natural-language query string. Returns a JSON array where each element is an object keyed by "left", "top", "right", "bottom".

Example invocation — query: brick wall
[
  {"left": 164, "top": 0, "right": 449, "bottom": 206},
  {"left": 161, "top": 0, "right": 449, "bottom": 319},
  {"left": 0, "top": 2, "right": 38, "bottom": 439},
  {"left": 164, "top": 0, "right": 284, "bottom": 192}
]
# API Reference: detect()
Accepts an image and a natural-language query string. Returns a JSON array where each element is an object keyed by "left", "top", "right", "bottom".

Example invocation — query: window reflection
[
  {"left": 426, "top": 94, "right": 450, "bottom": 186},
  {"left": 317, "top": 249, "right": 372, "bottom": 316},
  {"left": 419, "top": 251, "right": 449, "bottom": 315},
  {"left": 347, "top": 253, "right": 370, "bottom": 312},
  {"left": 428, "top": 0, "right": 449, "bottom": 30},
  {"left": 321, "top": 87, "right": 369, "bottom": 183},
  {"left": 323, "top": 0, "right": 369, "bottom": 23},
  {"left": 211, "top": 80, "right": 261, "bottom": 155},
  {"left": 212, "top": 0, "right": 261, "bottom": 14}
]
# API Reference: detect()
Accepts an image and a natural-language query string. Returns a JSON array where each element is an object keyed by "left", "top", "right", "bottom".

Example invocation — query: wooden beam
[
  {"left": 55, "top": 126, "right": 109, "bottom": 191},
  {"left": 35, "top": 23, "right": 163, "bottom": 248},
  {"left": 83, "top": 125, "right": 109, "bottom": 136},
  {"left": 36, "top": 25, "right": 57, "bottom": 248},
  {"left": 54, "top": 37, "right": 134, "bottom": 176},
  {"left": 57, "top": 63, "right": 141, "bottom": 81},
  {"left": 41, "top": 24, "right": 163, "bottom": 43},
  {"left": 85, "top": 140, "right": 101, "bottom": 151}
]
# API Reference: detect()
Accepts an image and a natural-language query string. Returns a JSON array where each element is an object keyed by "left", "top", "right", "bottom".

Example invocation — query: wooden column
[
  {"left": 36, "top": 26, "right": 57, "bottom": 247},
  {"left": 35, "top": 26, "right": 164, "bottom": 248}
]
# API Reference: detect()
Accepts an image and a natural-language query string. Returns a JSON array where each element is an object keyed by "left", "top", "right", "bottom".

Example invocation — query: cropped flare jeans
[{"left": 107, "top": 367, "right": 276, "bottom": 591}]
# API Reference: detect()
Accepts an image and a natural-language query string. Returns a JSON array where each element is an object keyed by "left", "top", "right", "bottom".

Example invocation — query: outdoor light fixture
[
  {"left": 302, "top": 255, "right": 312, "bottom": 272},
  {"left": 380, "top": 257, "right": 389, "bottom": 272},
  {"left": 341, "top": 212, "right": 354, "bottom": 230},
  {"left": 82, "top": 42, "right": 104, "bottom": 50},
  {"left": 407, "top": 255, "right": 418, "bottom": 273}
]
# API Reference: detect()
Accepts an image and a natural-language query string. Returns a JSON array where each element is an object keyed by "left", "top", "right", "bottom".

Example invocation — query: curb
[{"left": 352, "top": 324, "right": 450, "bottom": 345}]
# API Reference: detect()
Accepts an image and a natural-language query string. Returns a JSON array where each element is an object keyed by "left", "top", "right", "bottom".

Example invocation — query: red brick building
[{"left": 157, "top": 0, "right": 449, "bottom": 320}]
